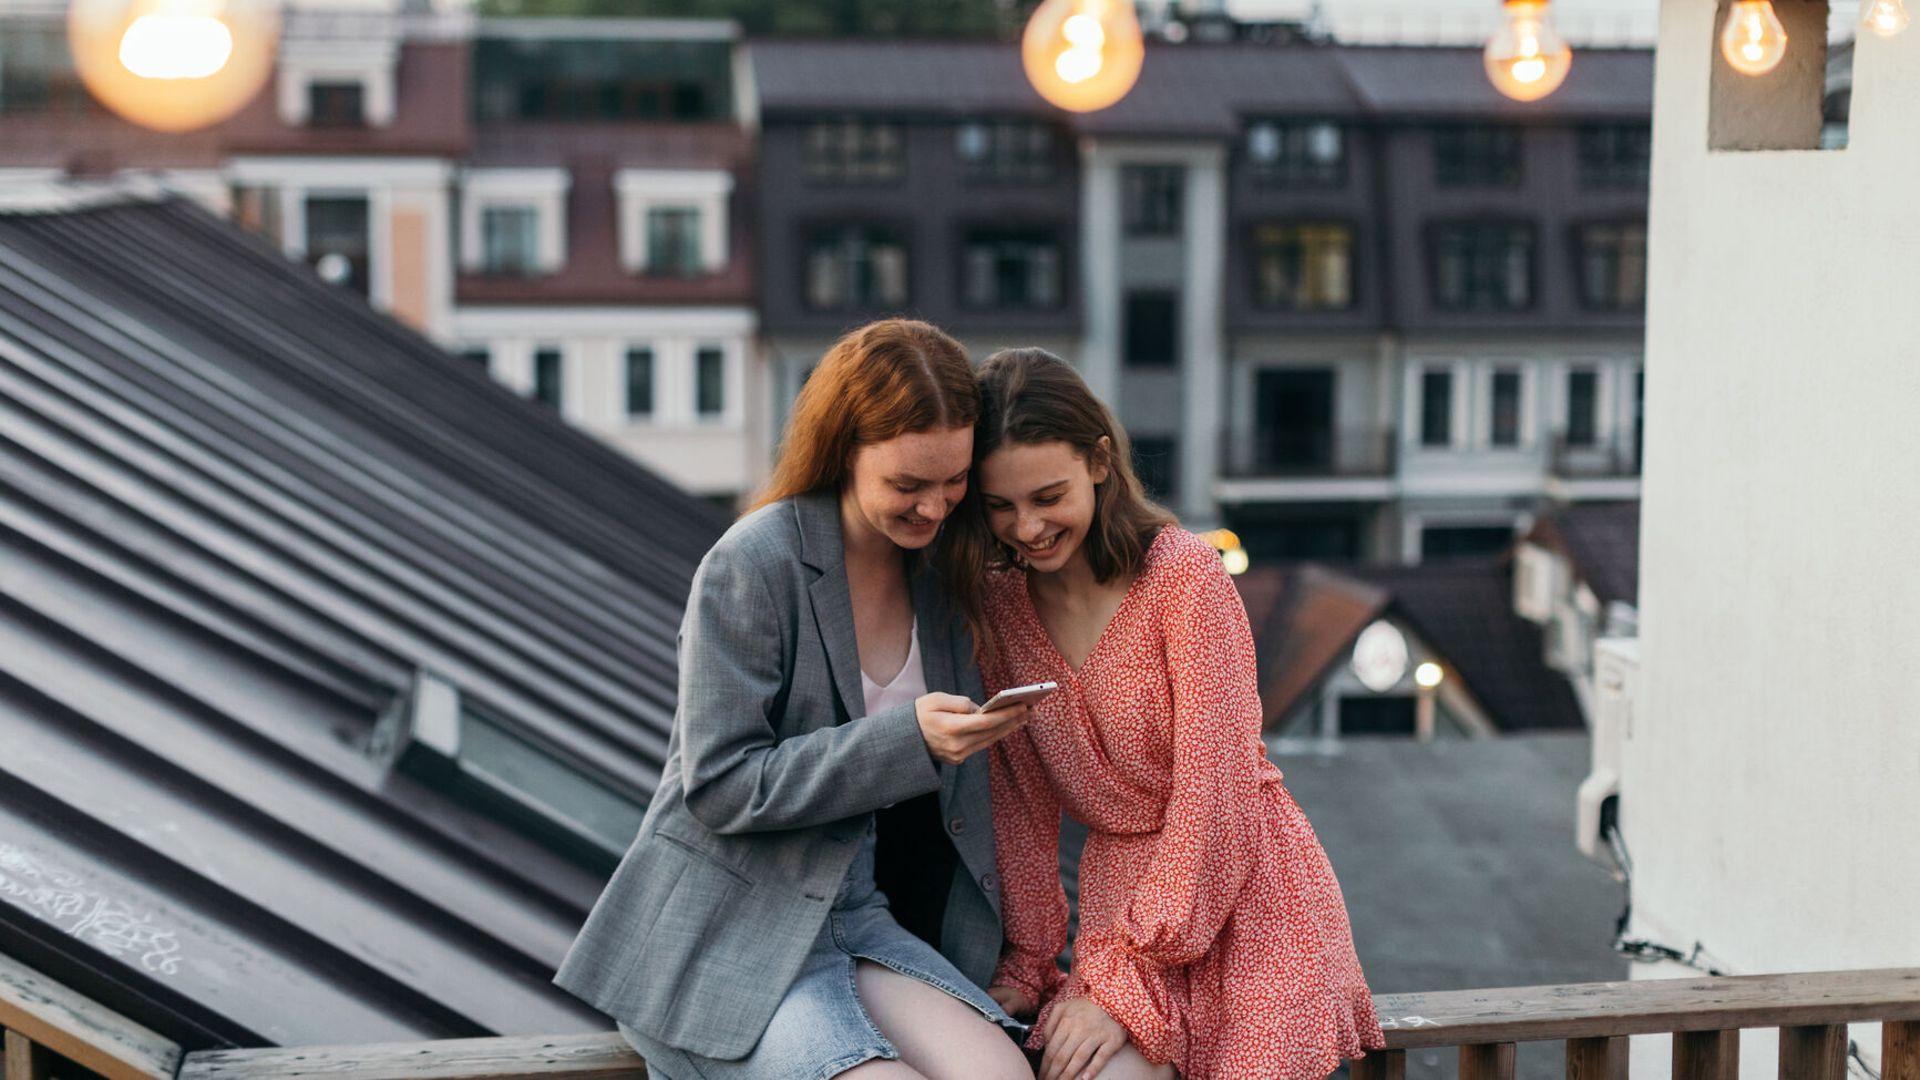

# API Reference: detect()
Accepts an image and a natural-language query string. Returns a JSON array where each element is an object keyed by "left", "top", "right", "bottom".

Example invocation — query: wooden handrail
[
  {"left": 4, "top": 953, "right": 1918, "bottom": 1080},
  {"left": 0, "top": 950, "right": 180, "bottom": 1080}
]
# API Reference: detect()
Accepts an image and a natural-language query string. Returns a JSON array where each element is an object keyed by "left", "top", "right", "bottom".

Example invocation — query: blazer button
[
  {"left": 805, "top": 891, "right": 828, "bottom": 902},
  {"left": 948, "top": 816, "right": 966, "bottom": 836},
  {"left": 980, "top": 873, "right": 997, "bottom": 893}
]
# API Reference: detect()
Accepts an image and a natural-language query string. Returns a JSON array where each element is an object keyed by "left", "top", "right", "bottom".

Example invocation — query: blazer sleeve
[{"left": 678, "top": 542, "right": 943, "bottom": 834}]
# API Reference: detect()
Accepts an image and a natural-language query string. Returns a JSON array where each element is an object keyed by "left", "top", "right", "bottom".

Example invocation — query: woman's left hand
[{"left": 1039, "top": 996, "right": 1129, "bottom": 1080}]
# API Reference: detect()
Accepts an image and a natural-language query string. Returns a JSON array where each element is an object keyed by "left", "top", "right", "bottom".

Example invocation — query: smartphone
[{"left": 977, "top": 681, "right": 1058, "bottom": 713}]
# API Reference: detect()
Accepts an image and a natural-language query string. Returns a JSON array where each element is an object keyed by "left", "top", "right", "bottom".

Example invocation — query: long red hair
[{"left": 752, "top": 319, "right": 980, "bottom": 510}]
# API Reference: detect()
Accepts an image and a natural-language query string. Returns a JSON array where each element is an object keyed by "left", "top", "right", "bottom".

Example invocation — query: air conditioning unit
[{"left": 1576, "top": 637, "right": 1637, "bottom": 871}]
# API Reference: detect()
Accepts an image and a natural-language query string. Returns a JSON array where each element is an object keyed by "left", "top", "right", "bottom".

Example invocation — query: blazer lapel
[
  {"left": 797, "top": 491, "right": 867, "bottom": 723},
  {"left": 913, "top": 568, "right": 998, "bottom": 913}
]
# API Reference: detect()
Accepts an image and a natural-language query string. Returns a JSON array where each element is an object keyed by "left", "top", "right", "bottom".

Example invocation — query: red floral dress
[{"left": 983, "top": 526, "right": 1385, "bottom": 1079}]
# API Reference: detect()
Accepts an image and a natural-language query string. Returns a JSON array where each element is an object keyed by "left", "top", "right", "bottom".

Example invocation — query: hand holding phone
[{"left": 976, "top": 681, "right": 1058, "bottom": 713}]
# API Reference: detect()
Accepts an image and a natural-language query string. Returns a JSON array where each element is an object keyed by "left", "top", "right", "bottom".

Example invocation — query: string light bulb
[
  {"left": 1720, "top": 0, "right": 1789, "bottom": 77},
  {"left": 1021, "top": 0, "right": 1145, "bottom": 113},
  {"left": 1484, "top": 0, "right": 1573, "bottom": 103},
  {"left": 1864, "top": 0, "right": 1911, "bottom": 36},
  {"left": 67, "top": 0, "right": 279, "bottom": 133}
]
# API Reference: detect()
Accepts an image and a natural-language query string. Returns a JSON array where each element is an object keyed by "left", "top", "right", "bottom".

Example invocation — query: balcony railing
[
  {"left": 1219, "top": 429, "right": 1398, "bottom": 479},
  {"left": 7, "top": 947, "right": 1918, "bottom": 1080},
  {"left": 1550, "top": 434, "right": 1641, "bottom": 479}
]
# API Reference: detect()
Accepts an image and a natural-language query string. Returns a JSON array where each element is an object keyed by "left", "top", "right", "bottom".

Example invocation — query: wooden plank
[
  {"left": 1565, "top": 1035, "right": 1626, "bottom": 1080},
  {"left": 1673, "top": 1028, "right": 1738, "bottom": 1080},
  {"left": 178, "top": 1032, "right": 649, "bottom": 1079},
  {"left": 1459, "top": 1041, "right": 1516, "bottom": 1079},
  {"left": 0, "top": 952, "right": 178, "bottom": 1080},
  {"left": 1886, "top": 1020, "right": 1920, "bottom": 1080},
  {"left": 1777, "top": 1023, "right": 1846, "bottom": 1080},
  {"left": 6, "top": 1029, "right": 51, "bottom": 1080},
  {"left": 1349, "top": 1049, "right": 1406, "bottom": 1080},
  {"left": 1373, "top": 966, "right": 1920, "bottom": 1050}
]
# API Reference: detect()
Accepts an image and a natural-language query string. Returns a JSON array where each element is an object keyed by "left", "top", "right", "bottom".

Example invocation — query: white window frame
[
  {"left": 460, "top": 169, "right": 570, "bottom": 276},
  {"left": 1407, "top": 360, "right": 1469, "bottom": 452},
  {"left": 615, "top": 169, "right": 733, "bottom": 275},
  {"left": 1480, "top": 362, "right": 1536, "bottom": 450},
  {"left": 276, "top": 38, "right": 399, "bottom": 128}
]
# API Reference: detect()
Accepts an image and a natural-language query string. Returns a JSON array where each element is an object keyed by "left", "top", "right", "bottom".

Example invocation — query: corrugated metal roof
[
  {"left": 751, "top": 40, "right": 1652, "bottom": 128},
  {"left": 0, "top": 189, "right": 726, "bottom": 1051}
]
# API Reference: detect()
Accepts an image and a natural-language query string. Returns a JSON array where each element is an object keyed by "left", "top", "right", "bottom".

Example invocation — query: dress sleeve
[
  {"left": 988, "top": 727, "right": 1069, "bottom": 1006},
  {"left": 1069, "top": 540, "right": 1267, "bottom": 1063}
]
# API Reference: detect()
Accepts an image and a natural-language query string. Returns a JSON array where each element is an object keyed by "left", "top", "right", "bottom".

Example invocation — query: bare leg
[
  {"left": 838, "top": 1060, "right": 926, "bottom": 1079},
  {"left": 853, "top": 961, "right": 1033, "bottom": 1080},
  {"left": 1090, "top": 1042, "right": 1176, "bottom": 1080}
]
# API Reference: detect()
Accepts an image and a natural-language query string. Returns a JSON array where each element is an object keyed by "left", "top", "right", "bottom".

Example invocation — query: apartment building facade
[
  {"left": 755, "top": 39, "right": 1651, "bottom": 562},
  {"left": 0, "top": 4, "right": 764, "bottom": 501}
]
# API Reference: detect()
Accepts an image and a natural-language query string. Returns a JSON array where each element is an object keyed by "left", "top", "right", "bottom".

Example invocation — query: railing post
[
  {"left": 1460, "top": 1041, "right": 1517, "bottom": 1080},
  {"left": 6, "top": 1028, "right": 52, "bottom": 1080},
  {"left": 1777, "top": 1024, "right": 1846, "bottom": 1080},
  {"left": 1886, "top": 1020, "right": 1920, "bottom": 1080},
  {"left": 1673, "top": 1029, "right": 1739, "bottom": 1080},
  {"left": 1566, "top": 1035, "right": 1627, "bottom": 1080},
  {"left": 1349, "top": 1049, "right": 1405, "bottom": 1080}
]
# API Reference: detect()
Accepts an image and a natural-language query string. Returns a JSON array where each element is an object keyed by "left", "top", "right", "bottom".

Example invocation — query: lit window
[
  {"left": 1575, "top": 222, "right": 1647, "bottom": 312},
  {"left": 804, "top": 225, "right": 909, "bottom": 310},
  {"left": 1245, "top": 120, "right": 1346, "bottom": 187},
  {"left": 1253, "top": 222, "right": 1354, "bottom": 310}
]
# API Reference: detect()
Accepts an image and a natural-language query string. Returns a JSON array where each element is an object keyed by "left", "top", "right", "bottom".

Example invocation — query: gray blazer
[{"left": 551, "top": 491, "right": 1004, "bottom": 1060}]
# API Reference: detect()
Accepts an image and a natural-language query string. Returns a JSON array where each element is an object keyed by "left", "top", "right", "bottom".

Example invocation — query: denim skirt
[{"left": 617, "top": 819, "right": 1026, "bottom": 1080}]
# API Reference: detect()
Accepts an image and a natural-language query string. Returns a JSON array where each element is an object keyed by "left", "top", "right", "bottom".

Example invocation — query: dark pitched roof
[
  {"left": 1346, "top": 557, "right": 1584, "bottom": 731},
  {"left": 1526, "top": 501, "right": 1640, "bottom": 606},
  {"left": 0, "top": 188, "right": 726, "bottom": 1052},
  {"left": 1244, "top": 556, "right": 1584, "bottom": 732},
  {"left": 750, "top": 40, "right": 1652, "bottom": 128}
]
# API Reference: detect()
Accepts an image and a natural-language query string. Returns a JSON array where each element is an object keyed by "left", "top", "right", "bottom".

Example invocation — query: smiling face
[
  {"left": 976, "top": 438, "right": 1110, "bottom": 574},
  {"left": 842, "top": 426, "right": 975, "bottom": 551}
]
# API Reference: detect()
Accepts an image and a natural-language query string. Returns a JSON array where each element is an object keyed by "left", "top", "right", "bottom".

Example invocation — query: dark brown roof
[
  {"left": 1244, "top": 557, "right": 1584, "bottom": 733},
  {"left": 218, "top": 41, "right": 473, "bottom": 157},
  {"left": 1525, "top": 501, "right": 1640, "bottom": 606},
  {"left": 457, "top": 122, "right": 756, "bottom": 307}
]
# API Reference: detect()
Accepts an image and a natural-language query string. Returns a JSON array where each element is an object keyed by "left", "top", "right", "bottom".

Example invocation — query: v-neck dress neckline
[{"left": 1017, "top": 525, "right": 1171, "bottom": 681}]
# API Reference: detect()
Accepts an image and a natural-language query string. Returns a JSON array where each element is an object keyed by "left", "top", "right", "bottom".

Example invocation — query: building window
[
  {"left": 1253, "top": 222, "right": 1354, "bottom": 310},
  {"left": 962, "top": 231, "right": 1062, "bottom": 309},
  {"left": 1245, "top": 120, "right": 1346, "bottom": 187},
  {"left": 696, "top": 346, "right": 725, "bottom": 418},
  {"left": 533, "top": 347, "right": 563, "bottom": 410},
  {"left": 307, "top": 81, "right": 366, "bottom": 127},
  {"left": 1430, "top": 221, "right": 1535, "bottom": 312},
  {"left": 1433, "top": 125, "right": 1523, "bottom": 188},
  {"left": 472, "top": 38, "right": 734, "bottom": 124},
  {"left": 1123, "top": 165, "right": 1183, "bottom": 236},
  {"left": 1491, "top": 368, "right": 1522, "bottom": 447},
  {"left": 1131, "top": 436, "right": 1177, "bottom": 501},
  {"left": 625, "top": 347, "right": 654, "bottom": 419},
  {"left": 1124, "top": 291, "right": 1179, "bottom": 368},
  {"left": 480, "top": 205, "right": 541, "bottom": 276},
  {"left": 1575, "top": 222, "right": 1647, "bottom": 312},
  {"left": 1423, "top": 525, "right": 1515, "bottom": 559},
  {"left": 305, "top": 195, "right": 371, "bottom": 297},
  {"left": 646, "top": 206, "right": 703, "bottom": 277},
  {"left": 1577, "top": 124, "right": 1652, "bottom": 188},
  {"left": 1420, "top": 370, "right": 1452, "bottom": 447},
  {"left": 805, "top": 119, "right": 905, "bottom": 183},
  {"left": 459, "top": 346, "right": 490, "bottom": 369},
  {"left": 1566, "top": 368, "right": 1598, "bottom": 447},
  {"left": 956, "top": 120, "right": 1058, "bottom": 183},
  {"left": 804, "top": 225, "right": 909, "bottom": 311}
]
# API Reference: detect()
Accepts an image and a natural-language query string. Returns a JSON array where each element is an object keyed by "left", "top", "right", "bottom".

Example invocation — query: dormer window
[
  {"left": 461, "top": 169, "right": 569, "bottom": 277},
  {"left": 306, "top": 81, "right": 365, "bottom": 127},
  {"left": 276, "top": 37, "right": 397, "bottom": 128},
  {"left": 616, "top": 169, "right": 732, "bottom": 277}
]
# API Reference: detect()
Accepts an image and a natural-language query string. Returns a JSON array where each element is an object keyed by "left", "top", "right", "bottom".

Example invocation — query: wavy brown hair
[
  {"left": 752, "top": 319, "right": 979, "bottom": 511},
  {"left": 939, "top": 348, "right": 1175, "bottom": 655}
]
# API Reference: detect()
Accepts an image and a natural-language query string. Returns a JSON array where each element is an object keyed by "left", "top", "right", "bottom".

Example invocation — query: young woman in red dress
[{"left": 939, "top": 350, "right": 1386, "bottom": 1080}]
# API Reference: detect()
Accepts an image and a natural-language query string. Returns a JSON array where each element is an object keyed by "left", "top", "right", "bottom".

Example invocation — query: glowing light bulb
[
  {"left": 1222, "top": 548, "right": 1250, "bottom": 576},
  {"left": 1022, "top": 0, "right": 1145, "bottom": 113},
  {"left": 68, "top": 0, "right": 278, "bottom": 132},
  {"left": 1415, "top": 662, "right": 1444, "bottom": 689},
  {"left": 1720, "top": 0, "right": 1789, "bottom": 77},
  {"left": 1484, "top": 0, "right": 1572, "bottom": 102},
  {"left": 1865, "top": 0, "right": 1911, "bottom": 36}
]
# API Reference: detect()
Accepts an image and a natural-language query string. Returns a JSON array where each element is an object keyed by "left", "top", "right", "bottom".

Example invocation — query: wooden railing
[{"left": 5, "top": 948, "right": 1918, "bottom": 1080}]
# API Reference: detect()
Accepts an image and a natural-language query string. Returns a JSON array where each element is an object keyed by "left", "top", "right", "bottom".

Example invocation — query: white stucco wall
[{"left": 1625, "top": 0, "right": 1920, "bottom": 1074}]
